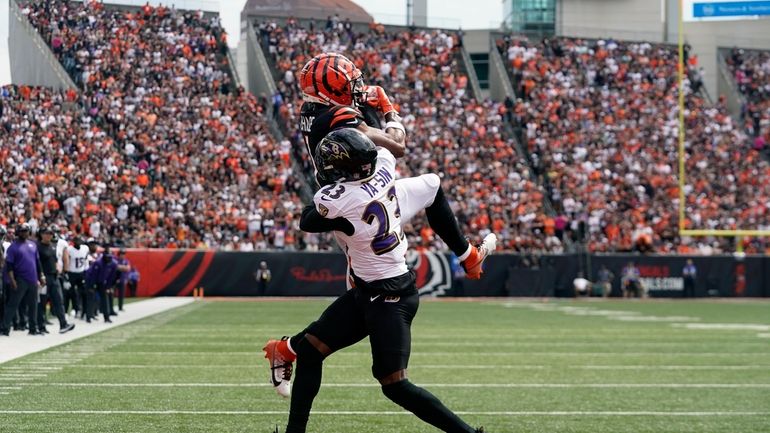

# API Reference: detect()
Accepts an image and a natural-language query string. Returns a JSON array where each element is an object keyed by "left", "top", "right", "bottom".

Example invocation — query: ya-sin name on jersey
[{"left": 312, "top": 148, "right": 407, "bottom": 283}]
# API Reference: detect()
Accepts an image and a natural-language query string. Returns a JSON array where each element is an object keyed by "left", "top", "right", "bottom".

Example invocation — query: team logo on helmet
[{"left": 324, "top": 140, "right": 351, "bottom": 163}]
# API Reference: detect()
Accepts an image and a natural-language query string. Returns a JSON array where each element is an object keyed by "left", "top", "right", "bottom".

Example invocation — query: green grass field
[{"left": 1, "top": 298, "right": 769, "bottom": 433}]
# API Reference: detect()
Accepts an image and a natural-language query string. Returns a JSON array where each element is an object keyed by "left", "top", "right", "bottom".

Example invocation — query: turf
[{"left": 1, "top": 298, "right": 769, "bottom": 433}]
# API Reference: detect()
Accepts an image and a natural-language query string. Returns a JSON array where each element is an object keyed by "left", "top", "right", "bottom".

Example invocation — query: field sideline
[{"left": 1, "top": 298, "right": 769, "bottom": 433}]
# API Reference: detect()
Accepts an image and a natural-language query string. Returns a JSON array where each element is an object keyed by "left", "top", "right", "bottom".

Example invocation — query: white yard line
[
  {"left": 0, "top": 410, "right": 766, "bottom": 416},
  {"left": 36, "top": 364, "right": 769, "bottom": 371},
  {"left": 84, "top": 351, "right": 770, "bottom": 356},
  {"left": 23, "top": 383, "right": 770, "bottom": 388},
  {"left": 0, "top": 298, "right": 194, "bottom": 365}
]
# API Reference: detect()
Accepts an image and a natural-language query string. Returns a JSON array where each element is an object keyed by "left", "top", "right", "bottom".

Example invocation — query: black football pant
[
  {"left": 38, "top": 275, "right": 67, "bottom": 330},
  {"left": 1, "top": 279, "right": 37, "bottom": 333},
  {"left": 117, "top": 282, "right": 125, "bottom": 311},
  {"left": 62, "top": 274, "right": 81, "bottom": 315},
  {"left": 96, "top": 286, "right": 110, "bottom": 321},
  {"left": 285, "top": 274, "right": 475, "bottom": 433}
]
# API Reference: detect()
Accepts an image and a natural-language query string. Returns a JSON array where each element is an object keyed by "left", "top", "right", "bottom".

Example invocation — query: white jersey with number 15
[{"left": 65, "top": 245, "right": 90, "bottom": 273}]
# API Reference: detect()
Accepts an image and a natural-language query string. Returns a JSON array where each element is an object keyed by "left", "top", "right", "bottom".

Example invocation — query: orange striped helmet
[{"left": 299, "top": 53, "right": 364, "bottom": 106}]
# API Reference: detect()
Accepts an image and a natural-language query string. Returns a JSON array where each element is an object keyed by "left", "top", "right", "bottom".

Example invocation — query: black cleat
[
  {"left": 475, "top": 428, "right": 486, "bottom": 433},
  {"left": 59, "top": 323, "right": 76, "bottom": 334}
]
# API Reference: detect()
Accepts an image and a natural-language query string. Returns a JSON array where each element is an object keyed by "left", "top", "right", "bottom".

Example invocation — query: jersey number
[
  {"left": 362, "top": 186, "right": 402, "bottom": 255},
  {"left": 75, "top": 257, "right": 86, "bottom": 269},
  {"left": 321, "top": 184, "right": 345, "bottom": 200}
]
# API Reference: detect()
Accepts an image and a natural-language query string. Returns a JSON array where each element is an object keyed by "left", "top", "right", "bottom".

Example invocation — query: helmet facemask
[{"left": 351, "top": 76, "right": 367, "bottom": 107}]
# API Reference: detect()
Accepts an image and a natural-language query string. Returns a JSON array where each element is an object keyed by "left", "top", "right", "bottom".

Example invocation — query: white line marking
[
  {"left": 115, "top": 341, "right": 770, "bottom": 347},
  {"left": 0, "top": 374, "right": 47, "bottom": 377},
  {"left": 675, "top": 323, "right": 770, "bottom": 331},
  {"left": 758, "top": 333, "right": 770, "bottom": 338},
  {"left": 95, "top": 351, "right": 770, "bottom": 356},
  {"left": 0, "top": 298, "right": 195, "bottom": 364},
  {"left": 0, "top": 387, "right": 21, "bottom": 390},
  {"left": 0, "top": 410, "right": 766, "bottom": 416},
  {"left": 0, "top": 367, "right": 62, "bottom": 371},
  {"left": 48, "top": 364, "right": 770, "bottom": 371},
  {"left": 25, "top": 383, "right": 770, "bottom": 389}
]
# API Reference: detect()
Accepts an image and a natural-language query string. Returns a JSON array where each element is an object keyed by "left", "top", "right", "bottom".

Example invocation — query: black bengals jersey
[{"left": 299, "top": 102, "right": 384, "bottom": 176}]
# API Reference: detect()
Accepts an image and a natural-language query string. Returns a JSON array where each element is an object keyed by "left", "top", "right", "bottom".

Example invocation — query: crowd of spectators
[
  {"left": 8, "top": 1, "right": 770, "bottom": 254},
  {"left": 258, "top": 19, "right": 559, "bottom": 252},
  {"left": 725, "top": 48, "right": 770, "bottom": 143},
  {"left": 11, "top": 0, "right": 316, "bottom": 250},
  {"left": 499, "top": 36, "right": 770, "bottom": 254}
]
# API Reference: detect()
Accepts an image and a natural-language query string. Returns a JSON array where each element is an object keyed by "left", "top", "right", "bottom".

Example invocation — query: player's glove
[{"left": 363, "top": 85, "right": 397, "bottom": 116}]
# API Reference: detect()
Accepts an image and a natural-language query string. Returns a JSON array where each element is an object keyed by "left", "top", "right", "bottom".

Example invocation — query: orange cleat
[
  {"left": 461, "top": 234, "right": 497, "bottom": 280},
  {"left": 262, "top": 336, "right": 296, "bottom": 398}
]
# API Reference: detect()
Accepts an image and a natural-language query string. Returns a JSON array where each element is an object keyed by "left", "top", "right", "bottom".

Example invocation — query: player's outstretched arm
[
  {"left": 357, "top": 122, "right": 406, "bottom": 158},
  {"left": 299, "top": 205, "right": 355, "bottom": 235}
]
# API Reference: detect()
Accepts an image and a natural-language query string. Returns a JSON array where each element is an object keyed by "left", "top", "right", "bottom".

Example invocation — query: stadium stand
[
  {"left": 8, "top": 1, "right": 768, "bottom": 255},
  {"left": 498, "top": 36, "right": 770, "bottom": 254},
  {"left": 257, "top": 19, "right": 559, "bottom": 252},
  {"left": 10, "top": 0, "right": 313, "bottom": 250},
  {"left": 724, "top": 48, "right": 770, "bottom": 142}
]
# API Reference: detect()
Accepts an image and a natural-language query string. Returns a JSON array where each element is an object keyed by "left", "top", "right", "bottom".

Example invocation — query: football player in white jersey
[
  {"left": 66, "top": 237, "right": 91, "bottom": 321},
  {"left": 51, "top": 225, "right": 76, "bottom": 317},
  {"left": 296, "top": 53, "right": 496, "bottom": 285},
  {"left": 264, "top": 129, "right": 488, "bottom": 433}
]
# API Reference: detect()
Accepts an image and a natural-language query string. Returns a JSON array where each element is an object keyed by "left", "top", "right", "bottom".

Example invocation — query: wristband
[{"left": 384, "top": 121, "right": 405, "bottom": 134}]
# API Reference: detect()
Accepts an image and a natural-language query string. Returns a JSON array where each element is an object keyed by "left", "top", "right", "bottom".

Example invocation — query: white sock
[
  {"left": 458, "top": 244, "right": 473, "bottom": 261},
  {"left": 286, "top": 338, "right": 297, "bottom": 356}
]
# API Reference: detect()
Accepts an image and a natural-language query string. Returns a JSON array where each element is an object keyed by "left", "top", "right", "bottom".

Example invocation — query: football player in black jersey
[{"left": 296, "top": 52, "right": 495, "bottom": 280}]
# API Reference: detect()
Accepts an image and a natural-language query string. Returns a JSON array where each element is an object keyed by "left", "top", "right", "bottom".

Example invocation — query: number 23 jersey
[{"left": 313, "top": 148, "right": 407, "bottom": 283}]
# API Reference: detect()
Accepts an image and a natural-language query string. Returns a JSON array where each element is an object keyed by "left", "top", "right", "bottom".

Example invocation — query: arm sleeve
[
  {"left": 299, "top": 205, "right": 354, "bottom": 236},
  {"left": 36, "top": 249, "right": 44, "bottom": 279}
]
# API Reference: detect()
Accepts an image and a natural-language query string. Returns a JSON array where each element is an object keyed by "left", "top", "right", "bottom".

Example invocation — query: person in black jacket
[{"left": 37, "top": 227, "right": 75, "bottom": 334}]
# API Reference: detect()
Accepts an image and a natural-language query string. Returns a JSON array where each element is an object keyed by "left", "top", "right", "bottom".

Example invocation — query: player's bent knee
[
  {"left": 377, "top": 368, "right": 408, "bottom": 386},
  {"left": 381, "top": 377, "right": 418, "bottom": 404},
  {"left": 303, "top": 333, "right": 333, "bottom": 357}
]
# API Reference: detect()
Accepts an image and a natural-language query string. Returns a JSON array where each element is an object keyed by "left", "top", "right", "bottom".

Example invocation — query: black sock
[
  {"left": 425, "top": 186, "right": 470, "bottom": 256},
  {"left": 285, "top": 338, "right": 324, "bottom": 433},
  {"left": 382, "top": 380, "right": 475, "bottom": 433}
]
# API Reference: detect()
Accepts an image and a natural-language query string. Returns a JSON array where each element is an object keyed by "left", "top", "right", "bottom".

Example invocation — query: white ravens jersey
[
  {"left": 56, "top": 238, "right": 69, "bottom": 272},
  {"left": 313, "top": 148, "right": 407, "bottom": 282},
  {"left": 66, "top": 245, "right": 90, "bottom": 273}
]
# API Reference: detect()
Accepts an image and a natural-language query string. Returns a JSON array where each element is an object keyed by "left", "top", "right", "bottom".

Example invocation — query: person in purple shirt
[
  {"left": 1, "top": 224, "right": 45, "bottom": 336},
  {"left": 86, "top": 247, "right": 119, "bottom": 324},
  {"left": 114, "top": 249, "right": 131, "bottom": 313}
]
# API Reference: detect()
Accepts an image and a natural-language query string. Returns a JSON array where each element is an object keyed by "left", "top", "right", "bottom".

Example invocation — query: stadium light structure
[{"left": 676, "top": 0, "right": 770, "bottom": 250}]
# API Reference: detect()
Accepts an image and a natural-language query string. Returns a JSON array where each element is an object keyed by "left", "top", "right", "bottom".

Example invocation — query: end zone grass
[{"left": 1, "top": 298, "right": 769, "bottom": 432}]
